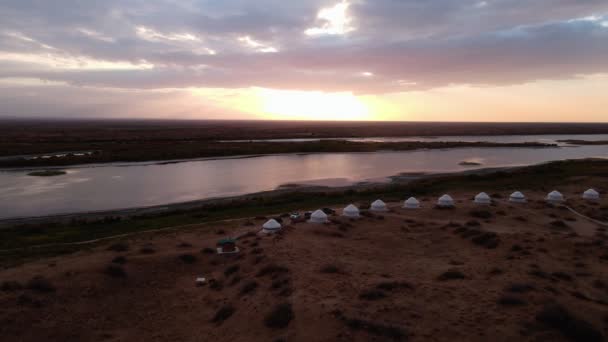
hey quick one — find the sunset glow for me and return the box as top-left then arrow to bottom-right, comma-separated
0,1 -> 607,122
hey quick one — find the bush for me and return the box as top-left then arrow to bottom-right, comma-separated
1,280 -> 23,291
140,246 -> 156,254
375,281 -> 413,291
505,283 -> 535,293
359,290 -> 386,300
212,305 -> 235,324
104,264 -> 126,278
240,281 -> 258,295
437,270 -> 465,281
320,265 -> 340,274
26,276 -> 55,293
112,256 -> 127,264
264,303 -> 294,329
536,303 -> 603,342
469,210 -> 492,219
224,265 -> 240,276
497,295 -> 526,306
179,254 -> 197,264
256,264 -> 289,278
201,247 -> 215,254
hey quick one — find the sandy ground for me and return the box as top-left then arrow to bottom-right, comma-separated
0,186 -> 607,341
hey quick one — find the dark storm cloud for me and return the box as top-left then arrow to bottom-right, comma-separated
0,0 -> 607,93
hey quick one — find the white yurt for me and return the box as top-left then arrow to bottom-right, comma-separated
342,204 -> 360,218
262,219 -> 282,233
437,194 -> 454,207
403,197 -> 420,209
546,190 -> 564,203
309,209 -> 328,223
509,191 -> 526,203
370,199 -> 388,211
582,188 -> 600,201
474,192 -> 491,205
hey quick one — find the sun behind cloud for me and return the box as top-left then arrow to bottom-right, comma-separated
256,88 -> 371,121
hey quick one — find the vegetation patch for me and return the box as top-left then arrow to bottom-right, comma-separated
535,303 -> 603,342
334,311 -> 407,341
212,305 -> 235,324
27,170 -> 66,177
359,289 -> 387,301
178,254 -> 197,264
26,276 -> 55,292
437,269 -> 466,281
256,264 -> 289,278
264,303 -> 294,329
240,281 -> 258,295
104,264 -> 126,278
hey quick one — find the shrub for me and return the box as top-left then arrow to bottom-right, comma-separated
497,295 -> 526,306
224,265 -> 240,276
201,247 -> 215,254
1,280 -> 23,292
320,265 -> 340,274
179,254 -> 197,264
470,210 -> 492,219
359,290 -> 386,300
375,281 -> 413,291
140,246 -> 156,254
505,283 -> 535,293
111,256 -> 127,264
437,270 -> 465,281
240,281 -> 258,295
212,305 -> 235,324
256,264 -> 289,278
104,264 -> 126,278
536,303 -> 603,342
26,276 -> 55,292
264,303 -> 294,329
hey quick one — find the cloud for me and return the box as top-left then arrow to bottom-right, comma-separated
0,0 -> 607,117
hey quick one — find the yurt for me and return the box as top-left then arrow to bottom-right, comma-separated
546,190 -> 564,203
437,194 -> 454,208
370,199 -> 388,211
582,188 -> 600,201
474,192 -> 491,205
509,191 -> 526,203
262,219 -> 282,233
309,209 -> 328,223
403,197 -> 420,209
342,204 -> 360,218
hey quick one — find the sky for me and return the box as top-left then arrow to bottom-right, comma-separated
0,0 -> 607,122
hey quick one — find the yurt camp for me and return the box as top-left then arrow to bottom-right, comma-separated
582,188 -> 600,201
342,204 -> 360,218
309,209 -> 328,223
262,218 -> 282,233
546,190 -> 564,203
437,194 -> 455,208
370,199 -> 388,211
403,197 -> 420,209
474,192 -> 491,205
509,191 -> 527,203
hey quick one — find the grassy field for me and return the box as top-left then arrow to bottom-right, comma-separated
1,158 -> 607,266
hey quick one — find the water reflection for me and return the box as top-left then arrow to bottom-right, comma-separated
0,144 -> 607,219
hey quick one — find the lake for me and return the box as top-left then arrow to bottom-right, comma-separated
0,135 -> 607,219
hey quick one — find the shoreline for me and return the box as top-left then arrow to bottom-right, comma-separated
0,162 -> 547,225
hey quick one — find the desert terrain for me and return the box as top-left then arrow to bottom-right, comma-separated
0,160 -> 607,342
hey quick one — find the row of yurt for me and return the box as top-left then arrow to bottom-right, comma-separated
263,188 -> 601,228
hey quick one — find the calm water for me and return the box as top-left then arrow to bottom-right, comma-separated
0,141 -> 607,219
223,134 -> 608,145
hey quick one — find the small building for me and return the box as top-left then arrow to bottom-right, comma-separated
437,194 -> 455,208
309,209 -> 328,223
370,199 -> 388,212
582,188 -> 600,201
262,219 -> 282,233
217,238 -> 238,254
546,190 -> 564,204
403,197 -> 420,209
342,204 -> 360,218
474,192 -> 491,205
509,191 -> 526,203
